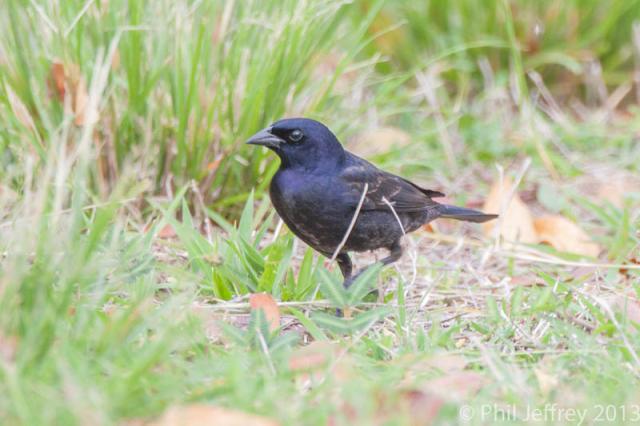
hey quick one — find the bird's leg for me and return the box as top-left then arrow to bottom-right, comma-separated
380,240 -> 403,267
344,240 -> 403,290
336,243 -> 402,316
335,253 -> 353,317
336,253 -> 353,280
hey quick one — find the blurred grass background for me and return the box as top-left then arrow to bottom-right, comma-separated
0,0 -> 639,424
2,0 -> 639,206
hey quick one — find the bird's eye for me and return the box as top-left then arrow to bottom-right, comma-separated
289,129 -> 304,142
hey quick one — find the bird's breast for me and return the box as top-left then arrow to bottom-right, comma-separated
269,170 -> 351,252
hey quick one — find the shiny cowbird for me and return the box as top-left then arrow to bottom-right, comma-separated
247,118 -> 497,288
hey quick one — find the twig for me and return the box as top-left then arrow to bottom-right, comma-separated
381,196 -> 405,235
271,218 -> 284,244
330,183 -> 368,262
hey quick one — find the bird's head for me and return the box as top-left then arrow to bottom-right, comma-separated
246,118 -> 345,170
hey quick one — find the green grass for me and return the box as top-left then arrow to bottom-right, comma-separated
1,0 -> 640,425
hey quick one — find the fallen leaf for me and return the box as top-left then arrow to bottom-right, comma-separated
249,293 -> 280,332
152,404 -> 279,426
533,215 -> 600,257
482,177 -> 538,244
350,126 -> 411,158
157,223 -> 177,239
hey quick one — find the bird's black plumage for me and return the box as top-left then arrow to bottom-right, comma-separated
247,118 -> 497,287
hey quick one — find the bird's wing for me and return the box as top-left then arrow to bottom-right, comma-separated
340,155 -> 444,213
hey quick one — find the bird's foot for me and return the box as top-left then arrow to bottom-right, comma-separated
335,307 -> 354,318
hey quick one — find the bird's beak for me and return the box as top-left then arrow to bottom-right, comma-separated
246,127 -> 283,149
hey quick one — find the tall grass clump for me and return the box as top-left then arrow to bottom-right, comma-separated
0,53 -> 186,423
0,0 -> 382,209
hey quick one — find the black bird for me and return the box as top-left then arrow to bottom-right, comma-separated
246,118 -> 497,287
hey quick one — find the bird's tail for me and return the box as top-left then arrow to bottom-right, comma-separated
438,204 -> 498,223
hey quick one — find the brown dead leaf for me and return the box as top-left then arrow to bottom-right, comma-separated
152,404 -> 279,426
47,61 -> 91,126
482,177 -> 538,244
50,61 -> 66,100
249,293 -> 280,332
350,126 -> 411,158
534,215 -> 600,257
157,223 -> 177,239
